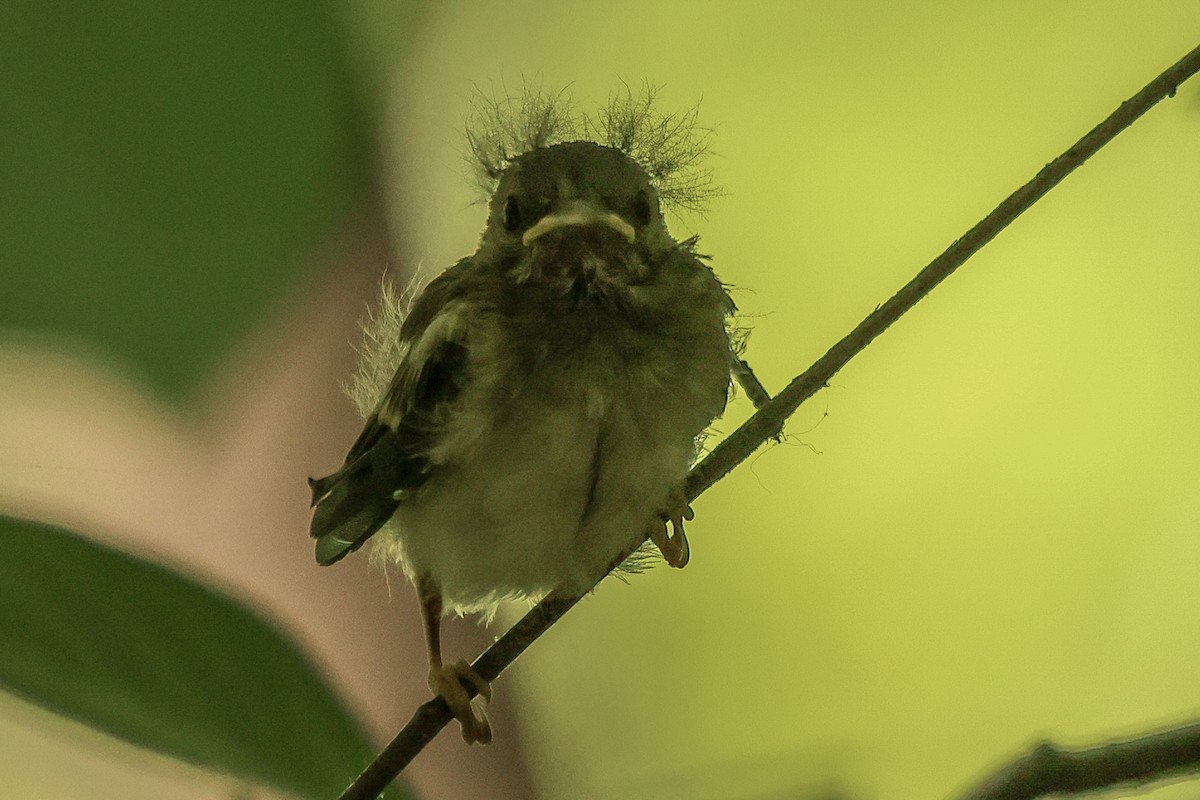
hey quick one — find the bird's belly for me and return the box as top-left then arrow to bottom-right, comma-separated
377,307 -> 731,614
379,388 -> 696,614
379,400 -> 600,613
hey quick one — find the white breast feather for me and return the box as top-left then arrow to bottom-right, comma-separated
357,272 -> 730,617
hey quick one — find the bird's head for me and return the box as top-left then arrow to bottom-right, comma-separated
477,141 -> 674,296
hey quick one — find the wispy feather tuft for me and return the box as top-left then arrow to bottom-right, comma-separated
466,80 -> 721,214
346,273 -> 420,419
465,83 -> 581,194
584,82 -> 720,213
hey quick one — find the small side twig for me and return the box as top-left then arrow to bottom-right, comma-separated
957,720 -> 1200,799
731,357 -> 776,412
337,41 -> 1200,800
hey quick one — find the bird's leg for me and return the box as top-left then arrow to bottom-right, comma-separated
416,574 -> 492,744
647,485 -> 693,568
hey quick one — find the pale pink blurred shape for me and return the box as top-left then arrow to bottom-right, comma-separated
0,212 -> 534,799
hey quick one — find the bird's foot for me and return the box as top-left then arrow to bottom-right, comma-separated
429,659 -> 492,744
648,487 -> 693,568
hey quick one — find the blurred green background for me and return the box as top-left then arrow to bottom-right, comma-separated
0,3 -> 371,401
2,2 -> 1199,799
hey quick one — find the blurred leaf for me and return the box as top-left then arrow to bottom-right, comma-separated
0,2 -> 391,402
0,516 -> 410,799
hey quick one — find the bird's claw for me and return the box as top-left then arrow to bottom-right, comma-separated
648,489 -> 693,568
430,659 -> 492,744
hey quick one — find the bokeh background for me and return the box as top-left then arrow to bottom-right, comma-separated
2,2 -> 1199,798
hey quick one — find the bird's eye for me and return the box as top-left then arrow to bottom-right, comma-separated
631,190 -> 652,226
503,195 -> 521,232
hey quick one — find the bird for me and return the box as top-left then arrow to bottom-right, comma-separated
308,135 -> 741,744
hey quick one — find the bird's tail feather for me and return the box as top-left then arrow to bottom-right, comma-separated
308,433 -> 411,565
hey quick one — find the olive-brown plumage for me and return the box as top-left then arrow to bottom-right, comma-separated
310,140 -> 736,743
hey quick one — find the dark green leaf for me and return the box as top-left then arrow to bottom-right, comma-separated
0,516 -> 411,799
0,3 -> 375,402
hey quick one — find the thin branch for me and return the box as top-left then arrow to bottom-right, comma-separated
956,720 -> 1200,799
687,40 -> 1200,499
336,41 -> 1200,800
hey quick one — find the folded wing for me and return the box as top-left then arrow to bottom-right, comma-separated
309,286 -> 471,565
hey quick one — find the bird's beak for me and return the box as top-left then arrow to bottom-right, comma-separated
521,200 -> 636,247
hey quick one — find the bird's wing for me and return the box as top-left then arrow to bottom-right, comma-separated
308,263 -> 474,566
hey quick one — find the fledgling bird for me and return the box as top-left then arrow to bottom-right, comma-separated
309,100 -> 740,744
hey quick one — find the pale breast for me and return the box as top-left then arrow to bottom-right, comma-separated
379,281 -> 732,612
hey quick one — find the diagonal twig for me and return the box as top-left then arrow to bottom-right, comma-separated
956,719 -> 1200,799
337,41 -> 1200,800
